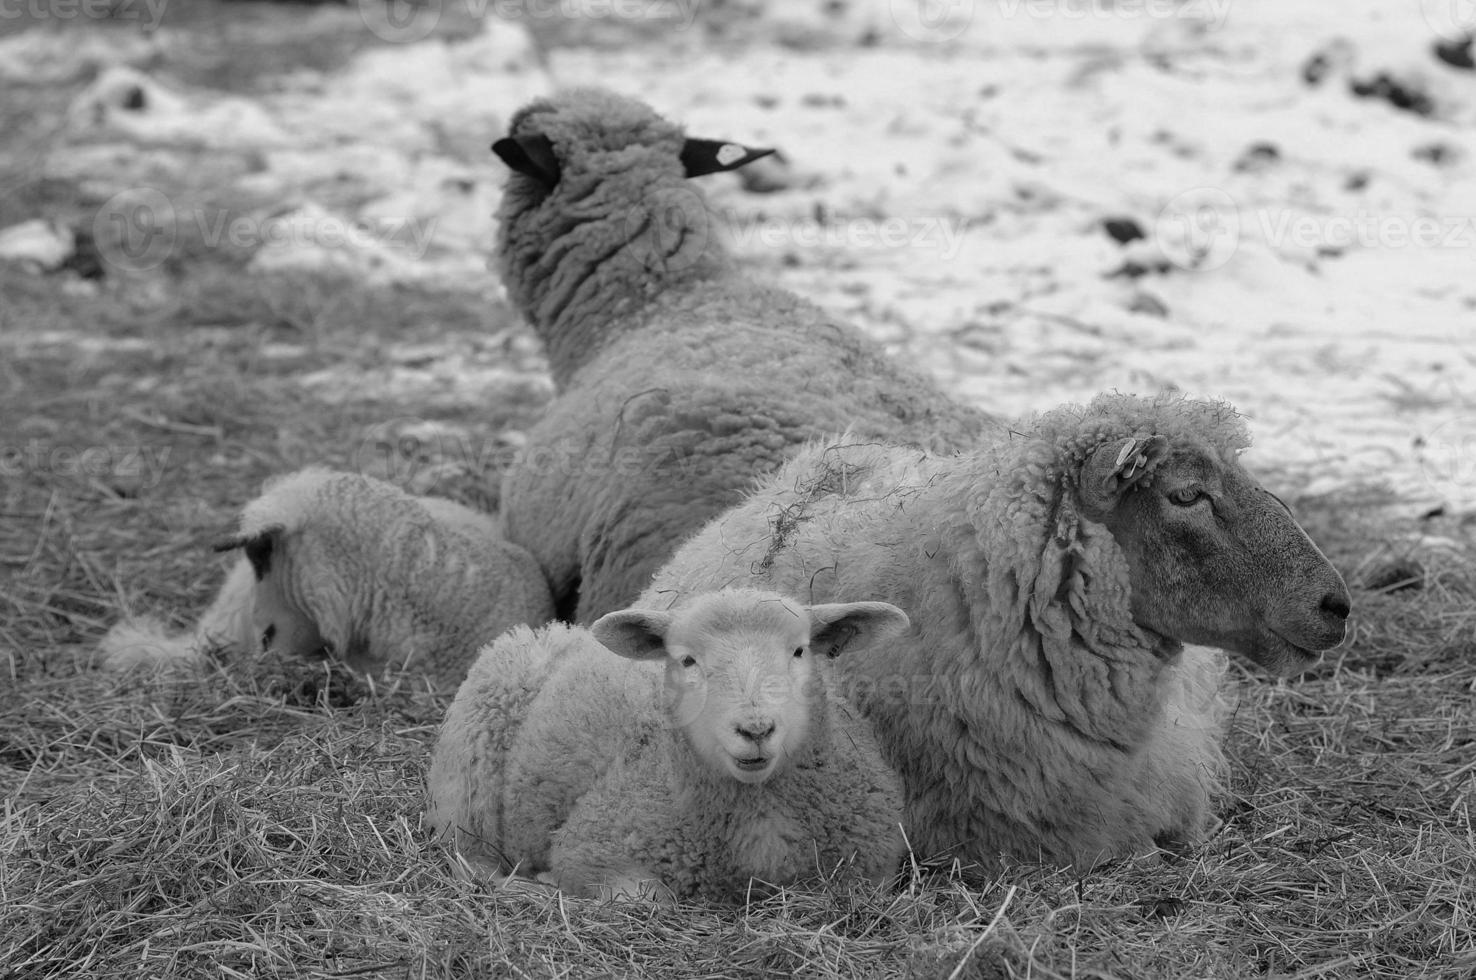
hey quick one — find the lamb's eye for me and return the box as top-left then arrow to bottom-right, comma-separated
680,655 -> 697,669
1169,487 -> 1206,507
793,647 -> 805,659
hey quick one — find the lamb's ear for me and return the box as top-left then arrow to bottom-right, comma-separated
680,138 -> 775,178
492,134 -> 561,186
1078,434 -> 1170,518
590,610 -> 674,662
212,525 -> 283,581
806,602 -> 910,659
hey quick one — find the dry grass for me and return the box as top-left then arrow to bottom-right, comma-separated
4,10 -> 1475,979
4,253 -> 1472,978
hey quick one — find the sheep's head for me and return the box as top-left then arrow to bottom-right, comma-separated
591,591 -> 909,785
212,469 -> 381,667
1073,428 -> 1350,676
213,525 -> 330,662
493,88 -> 774,191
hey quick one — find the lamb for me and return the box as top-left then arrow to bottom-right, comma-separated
490,87 -> 996,621
642,391 -> 1353,870
100,468 -> 555,687
426,589 -> 911,903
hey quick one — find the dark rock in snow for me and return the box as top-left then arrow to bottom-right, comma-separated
1101,217 -> 1145,244
1433,34 -> 1475,71
1350,73 -> 1436,118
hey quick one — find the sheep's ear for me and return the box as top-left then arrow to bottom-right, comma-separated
590,610 -> 674,662
1078,434 -> 1170,519
806,602 -> 910,659
680,138 -> 775,178
492,134 -> 561,186
212,525 -> 283,581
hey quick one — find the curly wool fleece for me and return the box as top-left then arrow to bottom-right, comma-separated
493,88 -> 996,620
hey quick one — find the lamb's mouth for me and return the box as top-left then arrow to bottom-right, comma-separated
1253,630 -> 1323,676
733,756 -> 771,773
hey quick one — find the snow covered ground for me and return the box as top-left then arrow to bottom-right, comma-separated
5,0 -> 1473,511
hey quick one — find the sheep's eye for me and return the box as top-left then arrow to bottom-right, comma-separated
1168,487 -> 1206,507
680,655 -> 697,669
793,647 -> 805,659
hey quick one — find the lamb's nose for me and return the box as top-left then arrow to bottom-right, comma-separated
736,721 -> 775,744
1320,591 -> 1351,624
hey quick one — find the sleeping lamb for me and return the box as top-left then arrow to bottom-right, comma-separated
101,468 -> 554,687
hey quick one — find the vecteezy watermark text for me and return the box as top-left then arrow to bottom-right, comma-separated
724,212 -> 971,261
93,188 -> 437,273
0,441 -> 173,487
1156,186 -> 1476,271
889,0 -> 1233,42
358,0 -> 698,43
0,0 -> 167,29
1258,210 -> 1476,251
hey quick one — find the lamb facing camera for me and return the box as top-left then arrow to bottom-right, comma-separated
427,589 -> 910,903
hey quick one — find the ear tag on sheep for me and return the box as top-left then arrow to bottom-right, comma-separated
680,139 -> 776,178
1081,435 -> 1165,517
492,134 -> 561,186
1115,438 -> 1153,482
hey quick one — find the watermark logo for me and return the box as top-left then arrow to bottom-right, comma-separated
1416,418 -> 1476,504
358,0 -> 442,44
1420,0 -> 1476,42
94,187 -> 177,272
1155,186 -> 1240,271
352,417 -> 462,490
890,0 -> 973,41
623,185 -> 713,274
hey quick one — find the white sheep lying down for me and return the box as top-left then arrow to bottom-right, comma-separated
491,87 -> 995,620
644,392 -> 1353,870
426,589 -> 911,903
100,468 -> 555,687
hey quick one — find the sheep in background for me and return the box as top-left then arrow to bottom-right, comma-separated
491,87 -> 996,621
643,392 -> 1353,870
426,589 -> 910,903
100,468 -> 555,688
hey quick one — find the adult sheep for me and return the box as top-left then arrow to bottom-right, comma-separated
491,87 -> 995,621
426,589 -> 910,903
643,392 -> 1353,870
101,468 -> 554,687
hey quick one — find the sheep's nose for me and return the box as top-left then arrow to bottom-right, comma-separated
1320,591 -> 1351,624
735,721 -> 775,744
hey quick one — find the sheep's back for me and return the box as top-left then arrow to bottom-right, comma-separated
502,305 -> 988,620
499,637 -> 664,872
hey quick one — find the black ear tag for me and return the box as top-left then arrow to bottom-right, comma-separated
492,133 -> 561,185
680,138 -> 776,177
